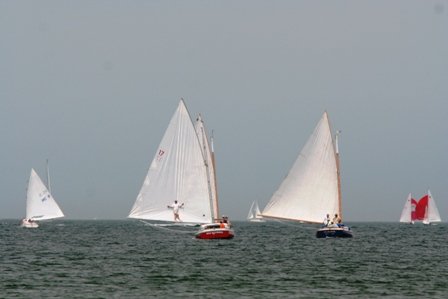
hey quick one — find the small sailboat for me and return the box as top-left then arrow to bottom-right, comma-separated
400,190 -> 441,224
399,193 -> 417,224
128,100 -> 233,239
21,162 -> 64,228
422,191 -> 441,224
247,201 -> 265,222
260,112 -> 352,238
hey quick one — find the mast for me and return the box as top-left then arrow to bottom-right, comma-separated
210,130 -> 220,219
46,159 -> 51,194
335,130 -> 342,220
198,115 -> 215,222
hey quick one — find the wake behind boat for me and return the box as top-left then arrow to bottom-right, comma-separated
260,112 -> 352,238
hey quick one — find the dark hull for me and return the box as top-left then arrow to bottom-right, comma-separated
316,226 -> 353,238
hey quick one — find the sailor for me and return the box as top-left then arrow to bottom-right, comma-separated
333,214 -> 341,226
167,200 -> 184,222
323,214 -> 331,227
222,215 -> 231,227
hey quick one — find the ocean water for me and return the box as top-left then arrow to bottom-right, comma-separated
1,220 -> 447,298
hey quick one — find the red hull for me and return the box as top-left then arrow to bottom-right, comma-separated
195,228 -> 234,239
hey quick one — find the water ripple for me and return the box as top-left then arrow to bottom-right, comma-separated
1,220 -> 447,298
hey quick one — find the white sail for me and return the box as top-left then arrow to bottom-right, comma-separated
26,168 -> 64,221
261,112 -> 339,223
247,201 -> 256,220
426,190 -> 441,223
399,193 -> 413,223
195,114 -> 219,221
128,100 -> 213,224
247,201 -> 264,221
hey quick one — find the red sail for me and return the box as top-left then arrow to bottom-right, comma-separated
414,195 -> 429,220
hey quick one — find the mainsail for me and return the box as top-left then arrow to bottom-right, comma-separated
26,168 -> 64,221
399,193 -> 416,223
425,190 -> 441,223
261,112 -> 340,224
195,114 -> 219,221
128,100 -> 214,224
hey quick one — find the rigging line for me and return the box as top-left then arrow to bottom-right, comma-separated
139,220 -> 195,234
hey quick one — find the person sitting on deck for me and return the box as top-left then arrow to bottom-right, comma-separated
332,214 -> 340,225
222,215 -> 231,227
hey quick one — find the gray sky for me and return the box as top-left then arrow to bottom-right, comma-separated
1,1 -> 447,221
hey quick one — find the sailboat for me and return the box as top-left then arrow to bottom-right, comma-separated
400,190 -> 441,224
128,100 -> 233,239
260,112 -> 352,238
399,193 -> 417,224
194,114 -> 233,239
128,100 -> 214,224
247,201 -> 265,222
21,162 -> 64,228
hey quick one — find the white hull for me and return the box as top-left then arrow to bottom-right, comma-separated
249,218 -> 265,223
20,219 -> 39,228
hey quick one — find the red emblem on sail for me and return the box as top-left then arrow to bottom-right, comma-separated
156,149 -> 165,161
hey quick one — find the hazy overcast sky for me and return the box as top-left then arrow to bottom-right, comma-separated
1,1 -> 447,221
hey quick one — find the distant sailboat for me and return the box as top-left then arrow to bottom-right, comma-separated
261,112 -> 352,238
423,190 -> 442,224
399,193 -> 417,224
128,100 -> 214,224
400,190 -> 441,224
21,163 -> 64,228
247,201 -> 265,222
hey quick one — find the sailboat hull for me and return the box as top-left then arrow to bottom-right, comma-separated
20,219 -> 39,228
249,219 -> 265,223
195,224 -> 234,239
195,228 -> 234,239
316,226 -> 352,238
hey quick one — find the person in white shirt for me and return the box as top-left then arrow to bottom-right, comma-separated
332,214 -> 341,227
323,214 -> 331,227
167,200 -> 184,222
